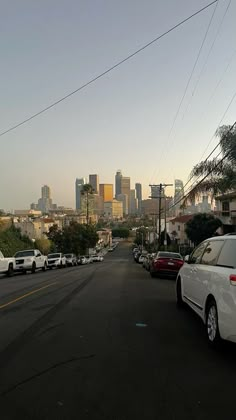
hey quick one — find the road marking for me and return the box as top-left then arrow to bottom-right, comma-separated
136,323 -> 147,328
0,281 -> 58,309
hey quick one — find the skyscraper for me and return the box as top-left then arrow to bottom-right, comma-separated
89,174 -> 99,194
135,183 -> 142,214
121,176 -> 131,212
75,178 -> 86,210
174,179 -> 184,204
115,170 -> 122,198
117,193 -> 128,215
37,185 -> 53,213
99,184 -> 113,202
130,189 -> 138,215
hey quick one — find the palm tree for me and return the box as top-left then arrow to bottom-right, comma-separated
184,124 -> 236,204
81,184 -> 94,225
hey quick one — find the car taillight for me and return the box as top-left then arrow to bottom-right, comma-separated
230,274 -> 236,285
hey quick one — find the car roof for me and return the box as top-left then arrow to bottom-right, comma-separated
204,235 -> 236,241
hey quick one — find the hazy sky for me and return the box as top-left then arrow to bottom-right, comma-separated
1,0 -> 236,210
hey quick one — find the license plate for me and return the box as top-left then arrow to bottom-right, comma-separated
168,262 -> 174,266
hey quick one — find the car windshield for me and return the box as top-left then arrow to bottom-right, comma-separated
48,253 -> 61,259
158,252 -> 182,260
14,250 -> 34,257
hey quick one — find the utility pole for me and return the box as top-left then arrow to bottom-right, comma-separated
149,183 -> 173,249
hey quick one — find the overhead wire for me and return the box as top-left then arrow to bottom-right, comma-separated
181,0 -> 232,120
0,0 -> 218,138
149,0 -> 219,185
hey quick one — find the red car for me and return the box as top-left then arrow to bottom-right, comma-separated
150,251 -> 184,278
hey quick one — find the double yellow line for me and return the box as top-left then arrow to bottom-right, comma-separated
0,281 -> 58,310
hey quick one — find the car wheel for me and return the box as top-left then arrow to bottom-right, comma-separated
7,263 -> 14,277
42,262 -> 47,272
176,277 -> 184,307
206,299 -> 221,347
31,262 -> 36,274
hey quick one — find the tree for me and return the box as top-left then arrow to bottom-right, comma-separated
184,125 -> 236,204
81,184 -> 94,225
112,228 -> 129,238
185,213 -> 222,246
35,237 -> 52,255
47,222 -> 98,255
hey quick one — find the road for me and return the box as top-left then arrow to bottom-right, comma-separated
0,242 -> 236,420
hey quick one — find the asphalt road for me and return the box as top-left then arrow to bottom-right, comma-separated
0,242 -> 236,420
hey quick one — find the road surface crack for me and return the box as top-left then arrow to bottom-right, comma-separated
0,354 -> 95,397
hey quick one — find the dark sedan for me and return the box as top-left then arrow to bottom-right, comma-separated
150,252 -> 183,278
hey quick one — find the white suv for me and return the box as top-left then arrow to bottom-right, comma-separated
14,249 -> 47,274
176,235 -> 236,346
47,253 -> 66,269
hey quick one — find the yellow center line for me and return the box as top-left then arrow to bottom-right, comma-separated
0,281 -> 58,309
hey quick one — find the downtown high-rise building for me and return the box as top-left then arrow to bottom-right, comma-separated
89,174 -> 99,194
99,184 -> 113,202
117,193 -> 128,215
135,183 -> 142,214
121,176 -> 131,213
37,185 -> 53,213
174,179 -> 184,204
130,189 -> 138,215
75,178 -> 86,210
115,170 -> 122,198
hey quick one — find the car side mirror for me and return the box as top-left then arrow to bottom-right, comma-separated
184,255 -> 189,263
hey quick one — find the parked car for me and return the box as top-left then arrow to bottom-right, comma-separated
138,254 -> 146,264
0,250 -> 15,277
176,235 -> 236,346
108,247 -> 114,252
47,253 -> 66,269
14,249 -> 47,274
134,251 -> 141,263
64,253 -> 77,266
142,254 -> 152,271
85,255 -> 93,264
78,256 -> 88,265
150,252 -> 183,278
91,255 -> 100,262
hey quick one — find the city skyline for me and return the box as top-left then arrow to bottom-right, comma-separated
1,1 -> 235,211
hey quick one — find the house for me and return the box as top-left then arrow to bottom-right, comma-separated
168,215 -> 194,245
215,191 -> 236,233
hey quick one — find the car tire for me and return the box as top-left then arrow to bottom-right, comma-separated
42,262 -> 47,272
31,262 -> 36,274
7,263 -> 14,277
206,299 -> 221,347
176,277 -> 184,308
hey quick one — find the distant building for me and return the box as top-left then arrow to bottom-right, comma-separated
75,178 -> 86,210
93,194 -> 104,216
135,183 -> 142,214
168,214 -> 193,245
37,185 -> 53,213
89,174 -> 99,194
99,184 -> 113,202
174,179 -> 184,205
141,199 -> 158,216
121,176 -> 130,213
130,189 -> 138,215
14,209 -> 42,217
117,193 -> 128,215
115,170 -> 122,198
104,200 -> 123,219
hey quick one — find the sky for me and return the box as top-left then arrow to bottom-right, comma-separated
1,0 -> 236,211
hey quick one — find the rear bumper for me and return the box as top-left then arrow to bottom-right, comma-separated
153,269 -> 179,277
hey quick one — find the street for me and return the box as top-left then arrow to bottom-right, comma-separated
0,242 -> 236,420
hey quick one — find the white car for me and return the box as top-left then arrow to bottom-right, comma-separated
14,249 -> 47,273
47,253 -> 67,269
176,235 -> 236,346
0,250 -> 15,277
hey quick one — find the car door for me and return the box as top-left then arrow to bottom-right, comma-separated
193,240 -> 224,310
183,241 -> 208,305
35,250 -> 43,268
0,251 -> 7,272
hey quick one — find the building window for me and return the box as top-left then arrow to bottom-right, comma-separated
178,225 -> 180,231
222,201 -> 230,217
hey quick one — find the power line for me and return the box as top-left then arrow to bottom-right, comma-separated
172,121 -> 236,207
0,0 -> 218,139
149,0 -> 218,185
181,0 -> 232,120
167,123 -> 236,212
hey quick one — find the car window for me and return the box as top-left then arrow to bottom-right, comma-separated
201,240 -> 224,266
217,239 -> 236,268
189,242 -> 207,264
